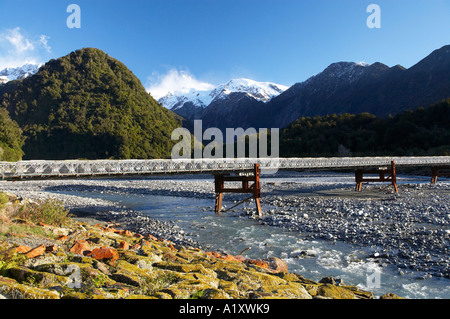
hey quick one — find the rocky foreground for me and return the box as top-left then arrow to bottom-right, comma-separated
0,193 -> 398,299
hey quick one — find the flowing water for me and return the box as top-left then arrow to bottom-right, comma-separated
58,174 -> 450,299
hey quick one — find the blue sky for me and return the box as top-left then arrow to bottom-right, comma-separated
0,0 -> 449,98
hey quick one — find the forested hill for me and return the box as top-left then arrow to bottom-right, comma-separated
280,99 -> 450,157
0,48 -> 183,160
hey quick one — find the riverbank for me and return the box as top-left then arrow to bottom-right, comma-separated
1,172 -> 449,298
0,191 -> 394,299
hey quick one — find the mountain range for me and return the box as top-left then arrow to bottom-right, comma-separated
0,45 -> 448,160
159,78 -> 288,131
161,45 -> 450,133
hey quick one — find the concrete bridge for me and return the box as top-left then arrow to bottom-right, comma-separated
1,156 -> 449,217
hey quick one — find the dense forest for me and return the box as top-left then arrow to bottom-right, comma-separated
279,99 -> 450,157
0,48 -> 183,160
0,107 -> 25,161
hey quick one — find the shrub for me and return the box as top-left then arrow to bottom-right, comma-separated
16,198 -> 70,227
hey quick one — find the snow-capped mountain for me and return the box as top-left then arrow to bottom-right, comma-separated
159,78 -> 289,111
0,63 -> 41,84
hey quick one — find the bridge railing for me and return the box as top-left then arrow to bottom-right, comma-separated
1,156 -> 450,180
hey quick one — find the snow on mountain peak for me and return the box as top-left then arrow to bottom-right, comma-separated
212,78 -> 289,102
0,63 -> 41,83
159,78 -> 289,110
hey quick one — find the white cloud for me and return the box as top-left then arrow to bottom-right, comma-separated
0,27 -> 51,68
4,27 -> 34,54
39,35 -> 51,53
146,68 -> 215,100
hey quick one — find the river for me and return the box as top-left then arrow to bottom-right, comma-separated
48,171 -> 450,299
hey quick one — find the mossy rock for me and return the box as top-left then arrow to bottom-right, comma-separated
120,251 -> 153,270
163,276 -> 219,299
140,245 -> 164,259
303,284 -> 320,296
160,287 -> 192,299
379,293 -> 403,299
340,285 -> 374,299
61,287 -> 118,299
198,288 -> 231,299
0,276 -> 59,299
110,260 -> 155,287
242,268 -> 287,287
125,294 -> 157,299
23,252 -> 66,268
218,279 -> 239,295
0,241 -> 13,253
317,283 -> 357,299
152,291 -> 173,299
257,282 -> 312,299
66,253 -> 96,265
153,262 -> 217,278
5,266 -> 71,287
61,291 -> 87,299
34,262 -> 116,289
176,247 -> 208,261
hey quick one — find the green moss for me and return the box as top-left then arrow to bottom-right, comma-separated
5,266 -> 70,287
110,260 -> 155,287
317,284 -> 357,299
0,276 -> 59,299
153,262 -> 216,278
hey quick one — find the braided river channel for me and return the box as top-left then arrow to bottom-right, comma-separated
3,171 -> 449,299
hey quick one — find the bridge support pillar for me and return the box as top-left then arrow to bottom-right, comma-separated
431,166 -> 450,184
214,164 -> 262,218
355,161 -> 398,193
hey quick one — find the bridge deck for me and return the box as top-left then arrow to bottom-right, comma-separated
1,156 -> 450,180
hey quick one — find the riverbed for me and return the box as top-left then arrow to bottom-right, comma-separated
1,171 -> 449,299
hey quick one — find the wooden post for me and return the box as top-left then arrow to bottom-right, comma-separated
391,161 -> 398,193
431,166 -> 450,184
214,164 -> 262,217
431,167 -> 439,184
214,174 -> 225,214
254,164 -> 262,218
355,170 -> 363,191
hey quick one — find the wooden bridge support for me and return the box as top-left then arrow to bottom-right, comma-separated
355,161 -> 398,193
431,166 -> 450,184
214,164 -> 262,218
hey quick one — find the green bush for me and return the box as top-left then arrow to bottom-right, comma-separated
0,191 -> 9,207
16,198 -> 70,227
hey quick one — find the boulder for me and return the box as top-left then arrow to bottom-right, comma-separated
69,240 -> 90,255
25,245 -> 46,258
87,247 -> 119,264
245,257 -> 288,273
